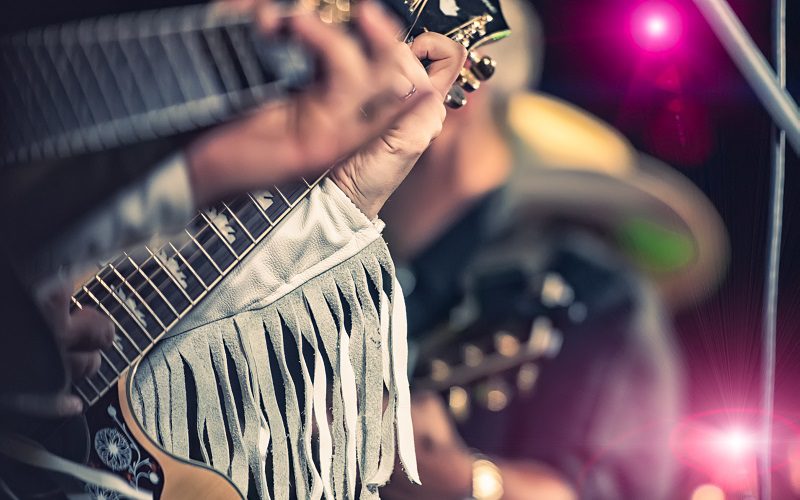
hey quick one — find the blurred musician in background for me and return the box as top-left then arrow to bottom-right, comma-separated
379,0 -> 729,498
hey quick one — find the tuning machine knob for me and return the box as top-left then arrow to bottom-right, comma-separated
468,52 -> 496,81
457,68 -> 481,93
445,85 -> 467,109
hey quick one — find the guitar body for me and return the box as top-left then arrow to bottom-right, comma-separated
81,366 -> 242,499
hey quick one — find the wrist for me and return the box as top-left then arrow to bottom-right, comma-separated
328,168 -> 384,220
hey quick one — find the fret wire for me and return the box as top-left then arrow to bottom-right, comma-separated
102,214 -> 205,301
94,274 -> 156,338
73,384 -> 91,403
7,39 -> 58,140
145,245 -> 195,304
301,177 -> 313,188
115,19 -> 163,112
19,33 -> 67,139
202,27 -> 239,94
63,28 -> 111,131
95,27 -> 138,120
41,30 -> 83,136
81,374 -> 101,394
81,286 -> 139,360
81,25 -> 126,128
97,354 -> 119,377
30,39 -> 73,137
178,25 -> 219,98
221,23 -> 261,89
72,384 -> 95,406
122,253 -> 181,318
72,294 -> 131,363
1,47 -> 39,144
101,253 -> 181,327
184,229 -> 224,274
222,201 -> 256,242
155,23 -> 192,104
168,241 -> 210,290
247,192 -> 274,224
274,186 -> 291,205
199,211 -> 240,258
91,356 -> 119,384
105,264 -> 168,331
89,368 -> 111,387
70,179 -> 325,408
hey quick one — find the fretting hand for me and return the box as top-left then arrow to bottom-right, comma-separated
186,1 -> 431,207
330,32 -> 467,218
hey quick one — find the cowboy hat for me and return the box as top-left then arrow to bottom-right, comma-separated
502,91 -> 729,309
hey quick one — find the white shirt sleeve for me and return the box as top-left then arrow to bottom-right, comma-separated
25,152 -> 196,284
166,177 -> 386,336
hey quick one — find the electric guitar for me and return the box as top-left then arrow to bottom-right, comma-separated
0,0 -> 510,498
410,240 -> 633,422
0,0 -> 507,168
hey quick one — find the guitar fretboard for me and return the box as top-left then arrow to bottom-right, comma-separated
0,4 -> 312,167
70,177 -> 321,406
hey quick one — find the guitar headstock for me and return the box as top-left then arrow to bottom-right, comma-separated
380,0 -> 510,106
412,271 -> 580,421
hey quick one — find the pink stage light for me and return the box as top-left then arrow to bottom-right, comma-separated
631,2 -> 683,51
715,428 -> 755,457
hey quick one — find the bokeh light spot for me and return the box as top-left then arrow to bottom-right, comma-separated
631,2 -> 683,51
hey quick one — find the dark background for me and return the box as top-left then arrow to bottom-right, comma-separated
2,0 -> 798,496
535,0 -> 799,495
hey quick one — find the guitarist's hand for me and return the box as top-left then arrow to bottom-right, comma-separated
329,33 -> 467,218
5,288 -> 114,417
186,1 -> 432,207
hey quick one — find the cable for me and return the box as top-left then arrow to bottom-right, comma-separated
757,0 -> 786,498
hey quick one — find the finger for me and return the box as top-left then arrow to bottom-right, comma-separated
289,13 -> 368,89
0,392 -> 83,418
359,86 -> 433,130
409,33 -> 468,97
67,351 -> 102,380
355,1 -> 405,56
63,308 -> 114,351
254,2 -> 287,35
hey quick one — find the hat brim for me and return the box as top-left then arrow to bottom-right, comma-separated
505,94 -> 729,310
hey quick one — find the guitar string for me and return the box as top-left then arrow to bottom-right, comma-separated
73,180 -> 318,403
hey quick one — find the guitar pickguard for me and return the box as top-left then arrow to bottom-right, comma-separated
80,368 -> 242,499
83,379 -> 163,499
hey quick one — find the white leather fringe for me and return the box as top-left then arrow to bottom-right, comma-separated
130,240 -> 419,499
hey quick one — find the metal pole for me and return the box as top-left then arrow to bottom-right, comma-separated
757,0 -> 786,497
692,0 -> 799,154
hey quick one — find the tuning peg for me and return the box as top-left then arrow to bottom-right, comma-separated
476,377 -> 511,412
527,317 -> 564,359
516,362 -> 540,394
457,68 -> 481,93
540,272 -> 575,308
445,85 -> 467,108
463,343 -> 484,367
430,358 -> 451,382
494,330 -> 520,357
468,52 -> 496,81
448,386 -> 471,422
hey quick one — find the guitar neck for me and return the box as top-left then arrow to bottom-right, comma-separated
0,4 -> 312,167
70,176 -> 323,406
